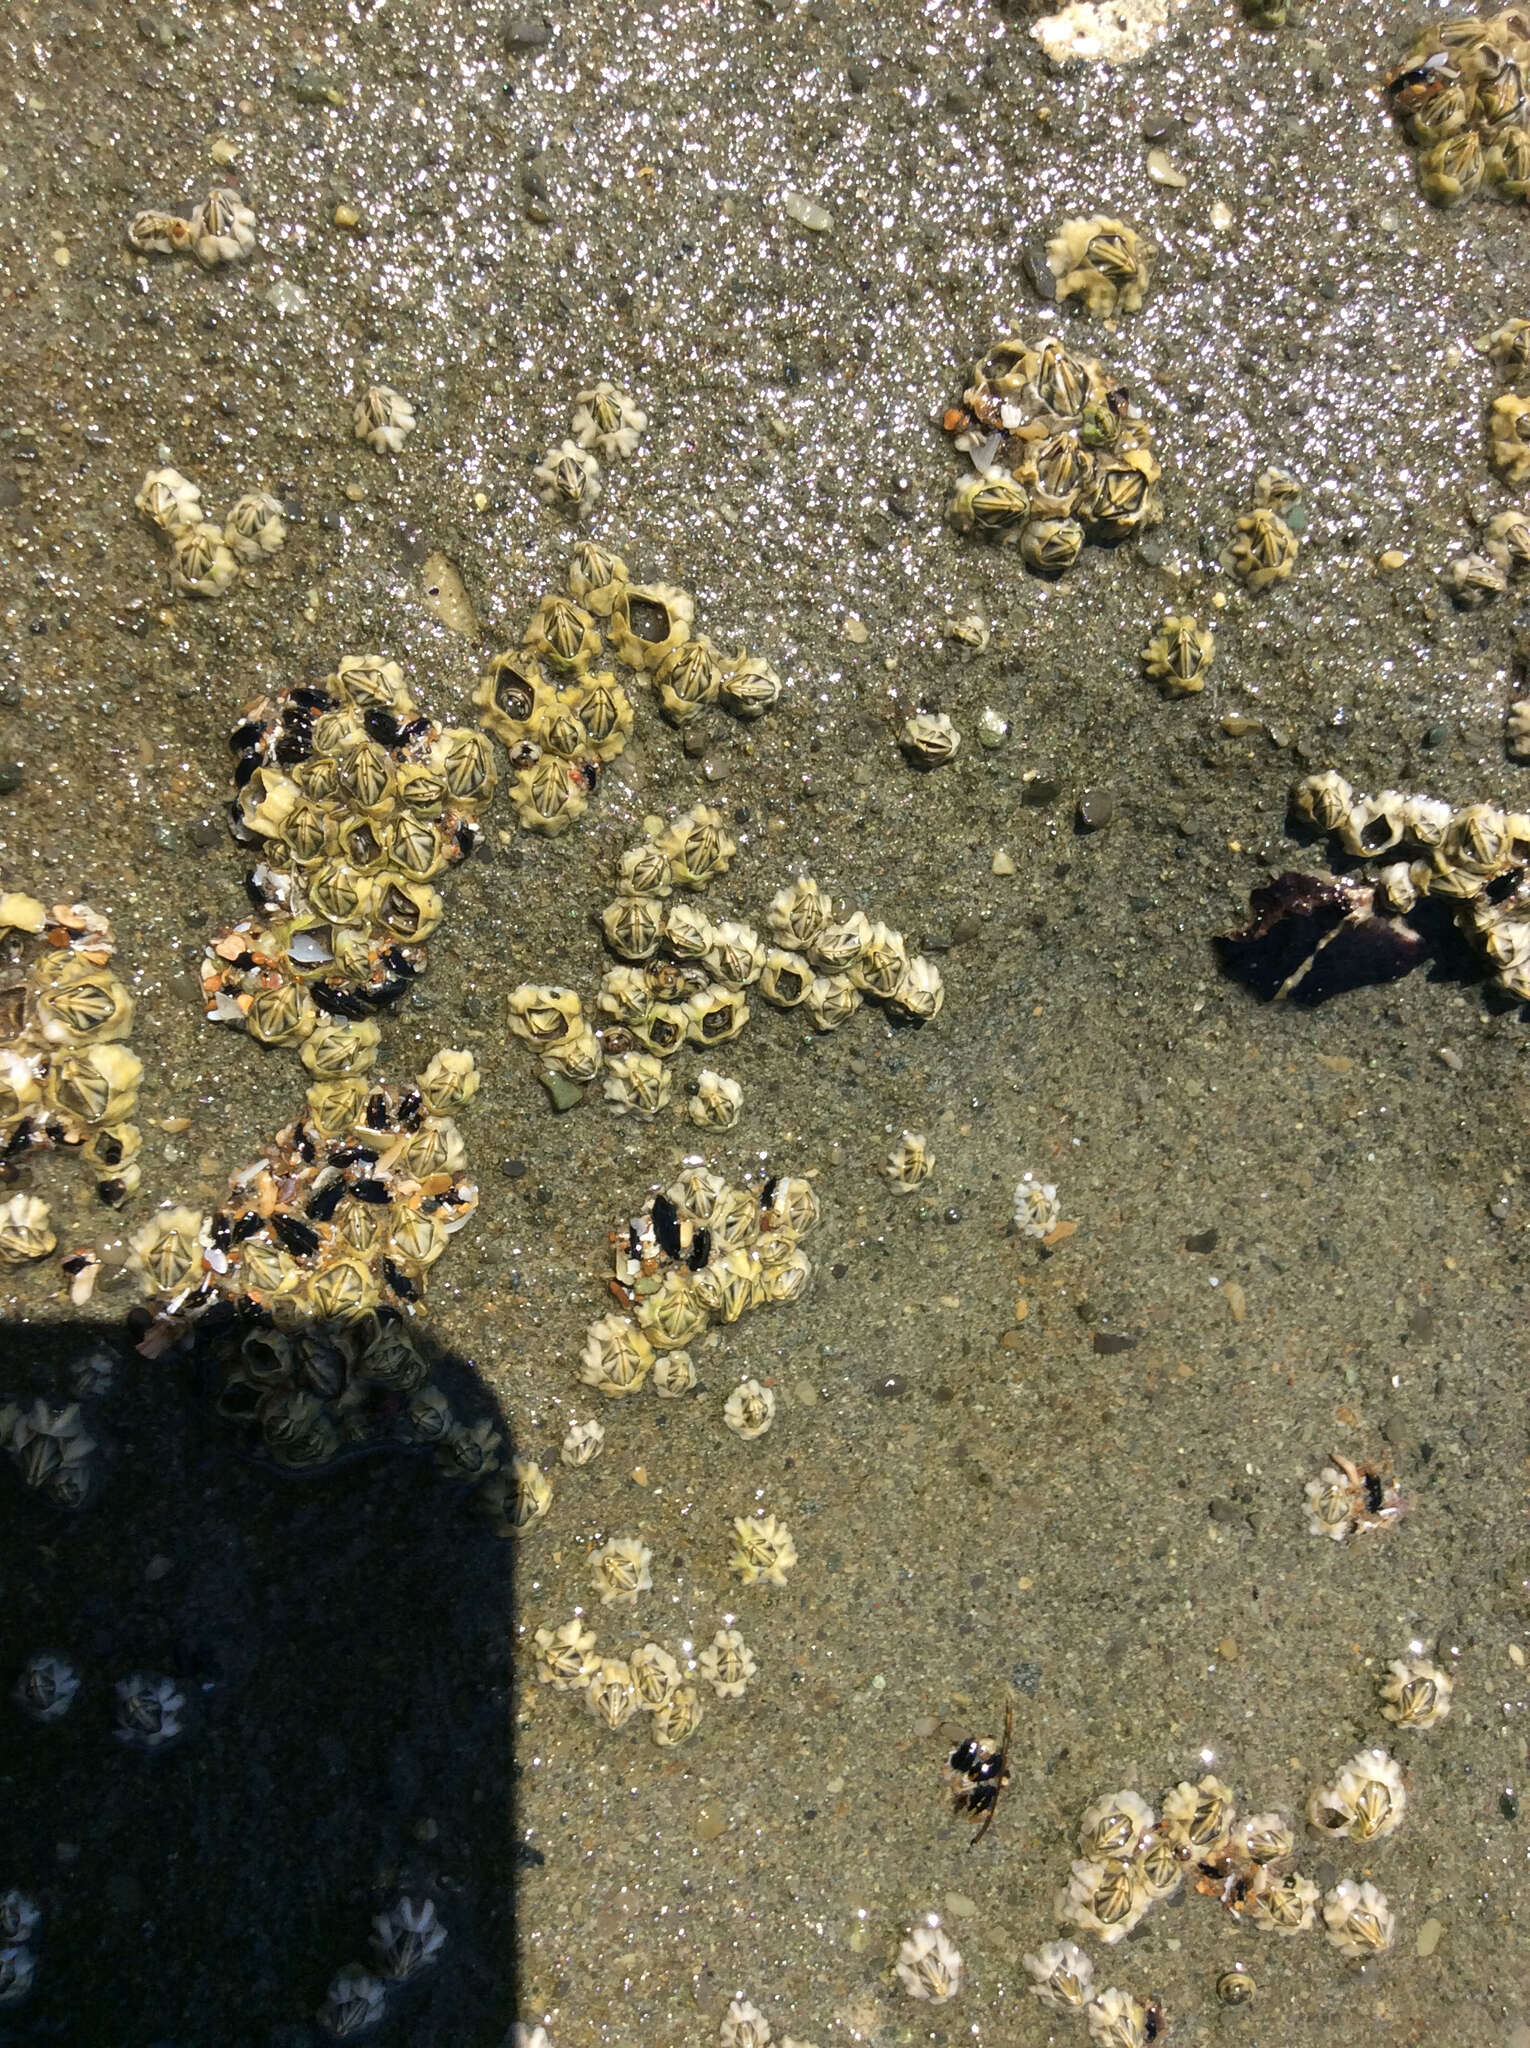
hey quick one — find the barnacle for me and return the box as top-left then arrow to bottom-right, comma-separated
504,1454 -> 551,1524
1308,1747 -> 1406,1842
572,379 -> 647,459
1445,551 -> 1508,608
1160,1774 -> 1236,1856
728,1511 -> 797,1587
1337,790 -> 1408,858
532,438 -> 602,517
810,911 -> 871,975
720,1999 -> 771,2048
189,185 -> 256,265
524,593 -> 602,676
172,520 -> 240,598
602,1049 -> 672,1116
767,877 -> 832,949
759,949 -> 813,1007
567,538 -> 629,612
135,465 -> 202,533
899,712 -> 960,767
1079,1789 -> 1155,1861
577,1315 -> 654,1397
585,1656 -> 640,1729
685,984 -> 750,1047
1322,1879 -> 1394,1959
1229,506 -> 1298,589
114,1671 -> 185,1748
894,1923 -> 963,2002
508,983 -> 584,1049
654,637 -> 720,725
1085,1988 -> 1153,2048
602,894 -> 667,961
1020,515 -> 1085,576
1491,392 -> 1530,485
668,1167 -> 728,1221
354,385 -> 416,454
700,1627 -> 758,1699
1024,1941 -> 1096,2011
1047,217 -> 1152,317
1251,1870 -> 1319,1934
805,973 -> 861,1030
651,1348 -> 698,1396
127,208 -> 194,256
635,1267 -> 711,1348
849,921 -> 910,1001
317,1967 -> 387,2038
762,1176 -> 819,1235
689,1067 -> 743,1128
1486,508 -> 1530,575
948,468 -> 1030,537
1489,122 -> 1530,192
1238,1812 -> 1295,1864
651,1681 -> 705,1745
7,1399 -> 97,1503
14,1650 -> 81,1722
1419,126 -> 1487,204
1142,614 -> 1214,697
533,1618 -> 598,1689
1379,1653 -> 1453,1728
590,1534 -> 653,1607
1057,1858 -> 1149,1944
660,804 -> 736,888
723,1378 -> 777,1440
224,491 -> 286,562
718,650 -> 783,718
128,1205 -> 207,1295
888,955 -> 944,1022
609,580 -> 694,670
887,1130 -> 933,1192
0,1193 -> 55,1265
567,671 -> 633,760
300,1018 -> 381,1079
372,1897 -> 446,1982
1292,769 -> 1355,833
513,755 -> 588,835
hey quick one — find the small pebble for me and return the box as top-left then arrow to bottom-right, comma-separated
1146,147 -> 1187,187
1021,244 -> 1057,301
0,762 -> 25,794
1076,786 -> 1117,832
503,10 -> 553,46
784,190 -> 833,232
991,849 -> 1015,875
1185,1227 -> 1219,1253
1093,1331 -> 1139,1356
1415,1917 -> 1444,1958
502,1157 -> 528,1180
1436,1045 -> 1464,1073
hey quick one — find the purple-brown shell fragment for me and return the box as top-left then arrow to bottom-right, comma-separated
1218,872 -> 1426,1004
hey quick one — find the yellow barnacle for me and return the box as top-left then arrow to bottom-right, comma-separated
565,671 -> 633,760
47,1043 -> 144,1125
34,965 -> 134,1046
608,581 -> 694,670
244,980 -> 318,1048
523,593 -> 601,675
513,755 -> 588,836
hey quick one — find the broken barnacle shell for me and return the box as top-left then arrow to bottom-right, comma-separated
1379,1653 -> 1453,1729
767,876 -> 832,949
127,208 -> 194,256
317,1966 -> 387,2039
895,1923 -> 963,2003
189,185 -> 256,265
354,385 -> 416,455
532,438 -> 602,518
652,1681 -> 705,1746
1419,127 -> 1486,205
1229,506 -> 1298,589
534,1618 -> 598,1689
1491,392 -> 1530,485
688,1067 -> 743,1129
700,1627 -> 758,1699
723,1378 -> 777,1440
1250,1870 -> 1319,1934
1160,1774 -> 1236,1857
717,650 -> 782,719
685,985 -> 750,1048
1337,789 -> 1408,858
572,380 -> 646,460
659,804 -> 736,888
1322,1879 -> 1394,1959
560,1418 -> 606,1467
1141,614 -> 1214,697
948,468 -> 1030,538
172,520 -> 240,598
371,1896 -> 446,1982
654,637 -> 721,726
888,955 -> 944,1022
758,948 -> 813,1007
651,1348 -> 697,1397
14,1650 -> 81,1722
1307,1747 -> 1406,1842
609,580 -> 695,671
508,982 -> 584,1050
1057,1858 -> 1149,1945
602,894 -> 667,962
1019,514 -> 1085,577
512,755 -> 589,835
0,1193 -> 56,1265
1444,551 -> 1508,609
1477,317 -> 1530,374
602,1049 -> 672,1116
729,1511 -> 797,1587
1078,1790 -> 1155,1861
578,1315 -> 654,1397
135,465 -> 202,533
805,973 -> 861,1030
899,712 -> 960,767
1047,216 -> 1152,317
114,1671 -> 186,1749
1024,1942 -> 1096,2012
590,1534 -> 653,1607
223,491 -> 287,563
629,1641 -> 681,1710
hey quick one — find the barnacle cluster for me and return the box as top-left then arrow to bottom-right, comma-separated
314,1895 -> 445,2036
0,893 -> 144,1234
942,330 -> 1161,577
1291,768 -> 1530,1004
201,658 -> 492,1049
1386,9 -> 1530,212
530,380 -> 646,518
135,461 -> 287,600
474,548 -> 781,835
1227,467 -> 1302,590
1046,217 -> 1153,318
530,1607 -> 755,1747
0,1891 -> 40,2009
0,1398 -> 99,1510
126,185 -> 256,266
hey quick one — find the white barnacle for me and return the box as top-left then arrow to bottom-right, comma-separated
888,955 -> 944,1022
223,490 -> 287,562
508,1455 -> 552,1528
14,1650 -> 81,1722
577,1314 -> 653,1397
767,877 -> 832,948
590,1533 -> 653,1607
629,1642 -> 682,1710
317,1964 -> 386,2038
1086,1986 -> 1152,2048
723,1379 -> 777,1441
370,1896 -> 446,1981
899,711 -> 961,767
699,1627 -> 758,1700
728,1512 -> 797,1588
127,208 -> 193,256
1237,1811 -> 1295,1865
171,521 -> 240,598
1159,1774 -> 1236,1857
0,1193 -> 56,1266
1057,1857 -> 1149,1945
559,1418 -> 606,1467
719,1997 -> 772,2047
135,465 -> 202,534
886,1130 -> 933,1192
585,1656 -> 639,1730
532,1618 -> 598,1690
651,1681 -> 705,1746
1078,1789 -> 1155,1861
601,1049 -> 672,1118
1024,1940 -> 1096,2011
1251,1869 -> 1319,1934
572,379 -> 647,460
1379,1654 -> 1453,1730
354,385 -> 416,455
1308,1747 -> 1406,1843
689,1068 -> 743,1129
1322,1878 -> 1394,1959
0,1895 -> 39,1947
532,437 -> 601,517
894,1921 -> 963,2003
113,1671 -> 185,1748
1014,1172 -> 1061,1239
0,1942 -> 35,2008
651,1348 -> 698,1397
189,185 -> 256,266
1303,1463 -> 1355,1540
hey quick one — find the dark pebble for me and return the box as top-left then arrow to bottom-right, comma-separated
502,1157 -> 528,1180
846,57 -> 872,90
1208,1496 -> 1245,1525
187,818 -> 223,850
1021,770 -> 1062,806
1076,787 -> 1117,832
1421,722 -> 1449,748
950,913 -> 981,945
0,763 -> 23,795
943,1207 -> 962,1225
1092,1331 -> 1139,1356
682,729 -> 707,758
1140,109 -> 1184,141
1185,1227 -> 1219,1253
873,1375 -> 907,1398
502,10 -> 553,46
1021,244 -> 1056,302
783,361 -> 802,386
1502,1788 -> 1520,1820
0,475 -> 21,510
1010,1658 -> 1042,1695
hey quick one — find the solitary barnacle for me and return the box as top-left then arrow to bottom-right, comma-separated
767,877 -> 832,948
532,438 -> 602,518
1058,1858 -> 1149,1945
14,1650 -> 81,1722
1048,216 -> 1152,317
602,1049 -> 672,1117
372,1897 -> 446,1982
652,1681 -> 705,1746
572,379 -> 647,459
354,385 -> 416,455
700,1627 -> 758,1699
1251,1870 -> 1319,1934
1379,1653 -> 1453,1729
689,1068 -> 743,1129
1304,1463 -> 1357,1539
1079,1789 -> 1155,1861
1308,1747 -> 1406,1842
1292,768 -> 1355,832
886,1130 -> 933,1192
1024,1941 -> 1095,2012
719,1998 -> 772,2048
1491,392 -> 1530,485
1161,1774 -> 1236,1856
590,1534 -> 653,1607
723,1378 -> 777,1441
507,982 -> 584,1049
660,804 -> 736,888
652,1348 -> 698,1397
895,1922 -> 963,2003
1238,1812 -> 1295,1864
1142,614 -> 1214,697
135,465 -> 202,533
533,1618 -> 598,1690
578,1315 -> 654,1397
560,1418 -> 606,1467
1419,127 -> 1486,206
189,185 -> 256,265
1445,552 -> 1507,609
948,468 -> 1030,537
729,1512 -> 797,1587
609,580 -> 694,669
0,1194 -> 55,1265
223,490 -> 286,563
114,1671 -> 186,1749
1229,506 -> 1298,589
317,1966 -> 387,2039
1020,515 -> 1085,577
1085,1988 -> 1154,2048
172,521 -> 240,598
1322,1879 -> 1394,1960
127,208 -> 193,256
899,711 -> 961,767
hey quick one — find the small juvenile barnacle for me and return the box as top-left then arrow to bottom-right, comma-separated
172,520 -> 240,598
1491,392 -> 1530,484
372,1896 -> 446,1982
1141,614 -> 1214,697
0,1193 -> 56,1266
1085,1988 -> 1153,2048
127,208 -> 194,256
729,1511 -> 797,1587
895,1922 -> 963,2003
1057,1858 -> 1149,1945
886,1130 -> 933,1192
699,1627 -> 758,1699
571,379 -> 647,459
609,580 -> 694,669
114,1671 -> 186,1749
560,1417 -> 606,1467
899,712 -> 961,767
533,1617 -> 598,1689
189,185 -> 257,265
578,1315 -> 654,1397
689,1068 -> 743,1129
1486,508 -> 1530,577
1445,551 -> 1508,608
1079,1789 -> 1155,1861
1047,216 -> 1152,317
354,385 -> 416,455
135,465 -> 202,533
1160,1774 -> 1236,1856
1024,1941 -> 1095,2012
591,1534 -> 653,1607
1229,506 -> 1298,589
1251,1869 -> 1319,1934
1237,1812 -> 1295,1864
651,1680 -> 705,1746
948,468 -> 1031,538
532,438 -> 602,518
508,982 -> 584,1049
767,876 -> 832,949
223,491 -> 287,562
888,955 -> 944,1022
652,1348 -> 698,1397
1419,126 -> 1487,205
317,1966 -> 387,2039
660,804 -> 736,888
602,1049 -> 672,1117
723,1378 -> 777,1440
805,973 -> 861,1031
1308,1747 -> 1406,1842
719,1998 -> 771,2048
1379,1652 -> 1453,1728
14,1649 -> 81,1722
1322,1878 -> 1394,1959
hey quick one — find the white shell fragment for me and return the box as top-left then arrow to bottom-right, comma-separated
895,1921 -> 963,2002
354,385 -> 416,455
